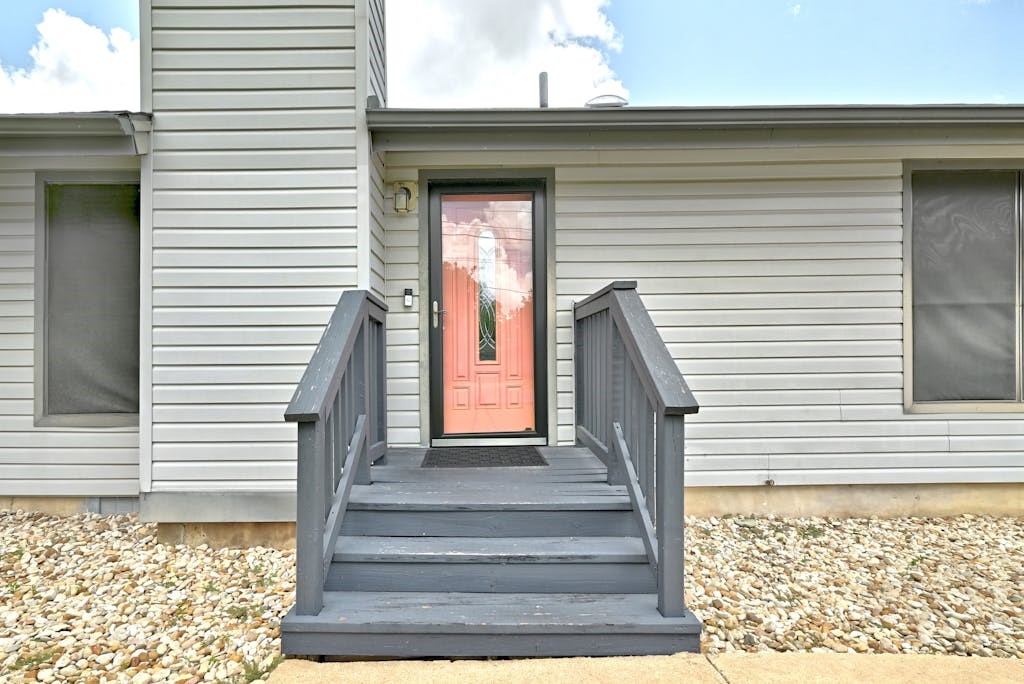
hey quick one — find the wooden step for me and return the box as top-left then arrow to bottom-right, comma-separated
334,535 -> 648,563
371,467 -> 607,484
347,482 -> 632,510
341,481 -> 639,537
340,508 -> 640,537
326,536 -> 655,593
281,591 -> 702,657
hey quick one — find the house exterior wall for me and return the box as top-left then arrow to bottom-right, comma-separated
0,155 -> 141,496
366,0 -> 386,106
146,0 -> 382,493
380,133 -> 1024,487
368,151 -> 387,297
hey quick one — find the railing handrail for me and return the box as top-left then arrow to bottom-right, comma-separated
573,281 -> 698,416
285,290 -> 387,423
573,280 -> 698,619
290,289 -> 387,616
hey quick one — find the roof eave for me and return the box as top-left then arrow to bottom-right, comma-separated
367,104 -> 1024,133
0,111 -> 152,155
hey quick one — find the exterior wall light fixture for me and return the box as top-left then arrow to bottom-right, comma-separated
393,182 -> 417,213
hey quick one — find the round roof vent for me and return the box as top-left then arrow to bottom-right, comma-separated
585,94 -> 628,109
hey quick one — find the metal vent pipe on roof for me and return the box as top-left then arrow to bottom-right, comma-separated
539,72 -> 549,108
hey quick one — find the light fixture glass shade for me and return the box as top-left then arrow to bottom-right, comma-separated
394,185 -> 411,212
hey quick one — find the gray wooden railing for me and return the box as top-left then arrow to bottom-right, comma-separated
285,290 -> 387,616
573,281 -> 699,618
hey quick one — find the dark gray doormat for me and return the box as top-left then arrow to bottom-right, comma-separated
421,446 -> 548,468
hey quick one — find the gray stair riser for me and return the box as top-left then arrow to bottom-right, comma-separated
326,562 -> 656,593
282,632 -> 701,658
340,510 -> 641,537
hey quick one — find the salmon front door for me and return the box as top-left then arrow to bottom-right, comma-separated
428,182 -> 547,442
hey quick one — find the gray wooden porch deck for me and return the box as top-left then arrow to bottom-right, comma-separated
372,446 -> 608,483
281,285 -> 701,658
281,445 -> 701,657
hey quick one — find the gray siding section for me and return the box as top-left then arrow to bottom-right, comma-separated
382,140 -> 1024,487
149,0 -> 359,491
0,157 -> 140,496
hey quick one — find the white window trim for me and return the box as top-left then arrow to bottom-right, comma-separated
34,171 -> 141,428
903,160 -> 1024,414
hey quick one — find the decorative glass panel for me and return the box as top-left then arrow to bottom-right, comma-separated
912,170 -> 1017,402
478,230 -> 497,361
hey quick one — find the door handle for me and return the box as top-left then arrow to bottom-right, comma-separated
432,300 -> 447,328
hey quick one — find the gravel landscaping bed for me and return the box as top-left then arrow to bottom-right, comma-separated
688,514 -> 1024,658
1,511 -> 293,683
1,510 -> 1021,682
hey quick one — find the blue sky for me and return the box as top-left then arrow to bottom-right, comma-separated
0,1 -> 138,71
2,0 -> 1023,111
604,0 -> 1024,105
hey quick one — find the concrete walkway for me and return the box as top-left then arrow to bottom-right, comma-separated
269,652 -> 1024,683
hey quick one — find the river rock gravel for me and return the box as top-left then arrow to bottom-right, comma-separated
1,510 -> 1021,682
687,514 -> 1024,658
1,510 -> 292,683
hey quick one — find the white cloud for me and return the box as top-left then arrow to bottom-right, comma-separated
789,4 -> 802,17
386,0 -> 627,108
0,9 -> 139,114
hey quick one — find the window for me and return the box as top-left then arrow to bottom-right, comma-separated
908,168 -> 1023,408
35,175 -> 140,426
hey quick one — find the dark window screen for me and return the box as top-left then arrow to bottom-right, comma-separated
912,171 -> 1017,402
46,184 -> 140,415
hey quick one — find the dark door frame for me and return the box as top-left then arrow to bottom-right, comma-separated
426,177 -> 549,444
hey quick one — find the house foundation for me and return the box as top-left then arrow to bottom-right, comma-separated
7,482 -> 1021,551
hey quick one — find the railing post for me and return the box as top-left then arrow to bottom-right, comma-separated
295,419 -> 325,615
656,412 -> 686,617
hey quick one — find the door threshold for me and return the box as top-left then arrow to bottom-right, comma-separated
431,437 -> 548,448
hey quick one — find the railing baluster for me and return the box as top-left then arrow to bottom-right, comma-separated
355,315 -> 371,485
338,375 -> 346,487
375,317 -> 387,449
601,311 -> 610,443
367,320 -> 377,451
323,406 -> 333,521
610,321 -> 623,454
635,389 -> 651,503
337,390 -> 345,487
646,401 -> 656,520
585,317 -> 591,436
343,355 -> 354,458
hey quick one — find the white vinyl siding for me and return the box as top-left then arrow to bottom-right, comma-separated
366,0 -> 386,105
149,1 -> 362,491
381,138 -> 1024,487
380,181 -> 421,447
0,157 -> 140,496
368,151 -> 387,297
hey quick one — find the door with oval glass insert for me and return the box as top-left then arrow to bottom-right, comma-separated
428,185 -> 546,441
